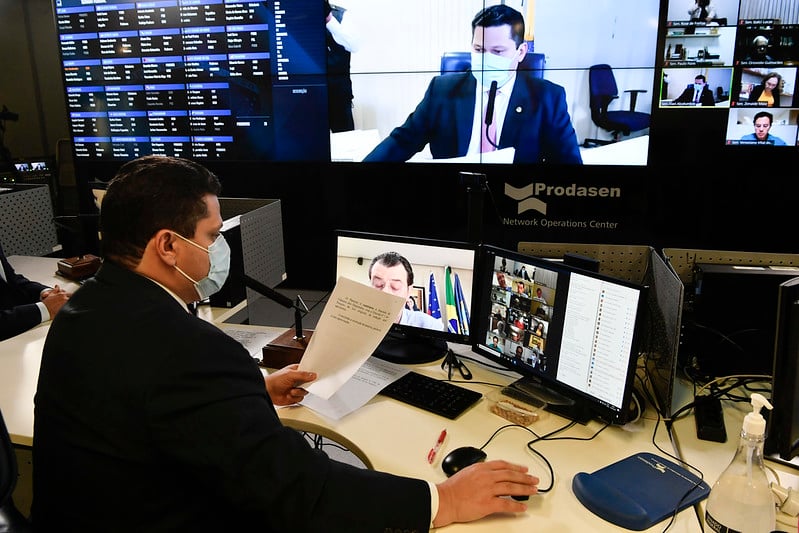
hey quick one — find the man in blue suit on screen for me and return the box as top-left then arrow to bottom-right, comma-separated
363,4 -> 582,165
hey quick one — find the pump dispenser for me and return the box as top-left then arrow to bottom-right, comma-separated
704,393 -> 776,532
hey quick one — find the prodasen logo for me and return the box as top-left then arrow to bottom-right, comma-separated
504,182 -> 622,216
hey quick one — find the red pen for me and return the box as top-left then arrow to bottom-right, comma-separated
427,429 -> 447,464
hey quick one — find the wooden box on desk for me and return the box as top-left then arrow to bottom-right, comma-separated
261,329 -> 313,368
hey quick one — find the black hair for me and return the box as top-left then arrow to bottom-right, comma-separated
753,111 -> 773,124
100,155 -> 222,267
368,251 -> 414,286
472,5 -> 525,48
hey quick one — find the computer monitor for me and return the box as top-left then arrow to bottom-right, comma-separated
334,230 -> 476,364
471,244 -> 647,425
766,276 -> 799,466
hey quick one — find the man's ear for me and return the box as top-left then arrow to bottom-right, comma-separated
153,229 -> 178,266
516,41 -> 529,62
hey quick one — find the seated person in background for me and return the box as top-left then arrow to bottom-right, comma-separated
747,72 -> 782,107
33,155 -> 538,532
369,251 -> 446,330
739,111 -> 787,145
687,0 -> 717,23
673,74 -> 716,106
0,241 -> 71,341
363,5 -> 582,165
745,36 -> 774,62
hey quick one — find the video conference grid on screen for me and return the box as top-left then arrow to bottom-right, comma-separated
660,1 -> 799,147
52,0 -> 797,165
475,250 -> 642,414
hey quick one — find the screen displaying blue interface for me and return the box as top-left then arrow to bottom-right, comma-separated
53,0 -> 328,161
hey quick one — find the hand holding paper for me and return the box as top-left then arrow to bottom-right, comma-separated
297,276 -> 406,399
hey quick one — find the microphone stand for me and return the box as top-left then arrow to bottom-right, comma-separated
240,274 -> 314,368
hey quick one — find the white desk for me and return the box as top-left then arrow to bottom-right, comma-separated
1,256 -> 706,531
579,134 -> 649,166
279,347 -> 702,533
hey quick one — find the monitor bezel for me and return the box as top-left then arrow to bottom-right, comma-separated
471,244 -> 648,425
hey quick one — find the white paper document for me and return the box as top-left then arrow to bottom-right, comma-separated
219,325 -> 277,360
299,357 -> 410,420
297,276 -> 406,399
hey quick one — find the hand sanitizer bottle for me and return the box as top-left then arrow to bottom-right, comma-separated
704,393 -> 776,532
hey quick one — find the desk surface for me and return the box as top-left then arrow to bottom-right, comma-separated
280,348 -> 702,532
3,256 -> 784,532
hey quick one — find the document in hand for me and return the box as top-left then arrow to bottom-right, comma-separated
297,276 -> 406,399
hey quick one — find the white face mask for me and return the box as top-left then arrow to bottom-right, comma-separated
172,232 -> 231,301
471,51 -> 517,89
694,83 -> 704,92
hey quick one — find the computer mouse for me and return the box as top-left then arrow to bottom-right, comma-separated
441,446 -> 487,477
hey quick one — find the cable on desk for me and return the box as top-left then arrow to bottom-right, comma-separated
470,423 -> 557,494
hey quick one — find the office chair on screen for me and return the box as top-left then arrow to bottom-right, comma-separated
583,64 -> 650,147
440,51 -> 545,79
0,409 -> 33,532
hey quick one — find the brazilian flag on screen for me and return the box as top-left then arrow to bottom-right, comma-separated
445,266 -> 459,334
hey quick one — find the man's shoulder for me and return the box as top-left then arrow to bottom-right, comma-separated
513,71 -> 565,97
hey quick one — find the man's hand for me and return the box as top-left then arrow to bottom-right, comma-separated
265,364 -> 317,406
433,460 -> 539,527
41,285 -> 71,319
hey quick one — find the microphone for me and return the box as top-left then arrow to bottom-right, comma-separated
238,273 -> 314,368
484,80 -> 499,149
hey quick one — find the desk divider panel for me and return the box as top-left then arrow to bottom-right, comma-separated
0,185 -> 59,256
517,242 -> 685,419
210,198 -> 285,310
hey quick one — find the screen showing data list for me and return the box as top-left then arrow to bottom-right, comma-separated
54,0 -> 328,162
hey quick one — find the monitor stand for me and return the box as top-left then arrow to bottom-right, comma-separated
503,377 -> 591,424
372,330 -> 449,364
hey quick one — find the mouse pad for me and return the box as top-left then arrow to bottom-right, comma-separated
572,452 -> 710,531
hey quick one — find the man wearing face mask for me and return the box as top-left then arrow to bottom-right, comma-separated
672,74 -> 716,106
32,155 -> 538,531
363,4 -> 582,164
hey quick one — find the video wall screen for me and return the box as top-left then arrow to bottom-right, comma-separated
51,0 -> 797,168
659,0 -> 798,147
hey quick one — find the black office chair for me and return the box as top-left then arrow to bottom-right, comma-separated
440,51 -> 545,79
583,64 -> 650,147
0,409 -> 33,533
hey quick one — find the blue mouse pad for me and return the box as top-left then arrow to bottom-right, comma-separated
572,452 -> 710,531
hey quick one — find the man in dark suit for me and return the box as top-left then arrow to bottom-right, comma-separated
672,74 -> 716,106
363,5 -> 582,165
0,242 -> 70,341
33,155 -> 537,532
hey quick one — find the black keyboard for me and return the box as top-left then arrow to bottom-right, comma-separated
379,371 -> 482,419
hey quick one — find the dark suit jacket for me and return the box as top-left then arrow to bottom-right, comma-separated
0,243 -> 49,341
673,85 -> 716,106
33,261 -> 430,533
363,71 -> 583,164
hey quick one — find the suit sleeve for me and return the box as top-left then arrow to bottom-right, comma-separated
0,248 -> 49,340
537,82 -> 583,164
0,304 -> 44,341
363,76 -> 449,162
151,323 -> 433,532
